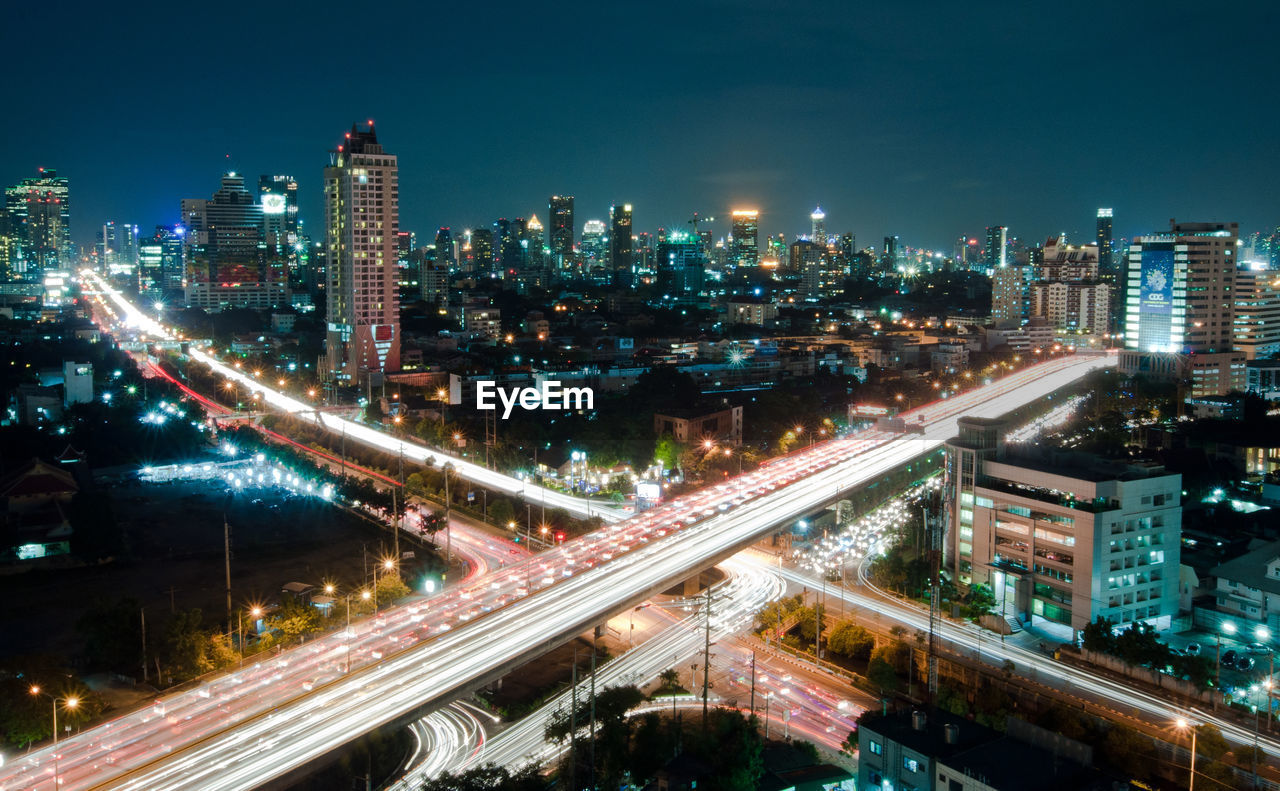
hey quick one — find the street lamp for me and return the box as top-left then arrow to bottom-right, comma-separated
1217,621 -> 1237,695
29,686 -> 78,789
1175,717 -> 1197,791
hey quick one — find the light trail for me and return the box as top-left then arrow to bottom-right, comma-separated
761,556 -> 1280,764
79,271 -> 624,523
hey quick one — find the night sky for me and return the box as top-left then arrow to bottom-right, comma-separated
5,0 -> 1278,251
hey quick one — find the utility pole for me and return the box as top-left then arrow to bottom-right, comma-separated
702,587 -> 712,729
926,497 -> 941,700
444,464 -> 452,566
749,651 -> 756,721
391,485 -> 399,564
590,628 -> 599,790
224,515 -> 232,634
570,648 -> 578,791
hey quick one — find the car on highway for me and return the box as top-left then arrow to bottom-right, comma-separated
1237,656 -> 1256,672
1221,649 -> 1238,666
1246,642 -> 1272,655
1185,642 -> 1201,656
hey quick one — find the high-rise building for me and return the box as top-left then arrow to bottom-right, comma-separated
181,172 -> 288,310
810,206 -> 826,243
656,230 -> 706,294
609,203 -> 633,284
1122,220 -> 1243,395
521,214 -> 546,287
137,225 -> 185,292
990,265 -> 1030,324
1233,268 -> 1280,360
432,227 -> 454,271
881,235 -> 898,270
944,416 -> 1181,636
1028,238 -> 1109,334
324,122 -> 400,384
469,228 -> 494,273
729,210 -> 759,269
581,219 -> 607,274
984,225 -> 1008,270
548,195 -> 574,266
1096,208 -> 1114,271
4,168 -> 72,280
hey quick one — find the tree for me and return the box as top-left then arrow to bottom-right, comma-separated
961,583 -> 996,621
826,622 -> 874,661
1080,615 -> 1116,654
416,764 -> 543,791
867,656 -> 899,694
489,497 -> 514,526
1193,723 -> 1230,762
164,608 -> 212,680
375,574 -> 412,607
654,433 -> 682,472
266,599 -> 321,643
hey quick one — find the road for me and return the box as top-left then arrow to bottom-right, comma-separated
0,347 -> 1112,791
81,270 -> 624,523
755,555 -> 1280,765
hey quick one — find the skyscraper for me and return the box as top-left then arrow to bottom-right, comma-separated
324,122 -> 401,384
1122,220 -> 1243,395
729,210 -> 759,269
181,172 -> 287,310
984,225 -> 1008,269
881,236 -> 898,270
810,206 -> 826,243
548,195 -> 574,266
138,225 -> 185,292
609,203 -> 633,284
4,168 -> 72,280
1096,208 -> 1114,271
434,227 -> 454,269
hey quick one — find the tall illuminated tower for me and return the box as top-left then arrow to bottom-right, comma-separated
609,203 -> 633,284
1096,208 -> 1113,271
324,121 -> 401,385
730,210 -> 759,268
810,206 -> 826,242
548,195 -> 574,265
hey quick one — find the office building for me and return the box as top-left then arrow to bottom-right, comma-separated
656,231 -> 705,294
580,219 -> 607,270
96,222 -> 137,273
324,122 -> 401,384
421,258 -> 448,310
729,209 -> 759,269
984,225 -> 1008,270
548,195 -> 574,264
945,417 -> 1181,637
137,225 -> 185,292
521,214 -> 546,286
881,235 -> 899,270
1233,268 -> 1280,360
434,227 -> 454,269
181,172 -> 288,310
4,168 -> 72,281
609,203 -> 633,284
1121,220 -> 1244,396
1096,208 -> 1114,271
809,206 -> 825,243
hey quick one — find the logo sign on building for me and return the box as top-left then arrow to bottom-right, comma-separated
1140,249 -> 1173,315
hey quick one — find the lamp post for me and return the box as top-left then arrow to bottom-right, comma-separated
325,584 -> 372,674
29,686 -> 78,790
1176,717 -> 1197,791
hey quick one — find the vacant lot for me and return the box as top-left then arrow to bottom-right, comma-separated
0,476 -> 432,663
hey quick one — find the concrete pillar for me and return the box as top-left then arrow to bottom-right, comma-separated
682,574 -> 701,596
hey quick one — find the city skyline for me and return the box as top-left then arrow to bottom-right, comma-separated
3,2 -> 1279,251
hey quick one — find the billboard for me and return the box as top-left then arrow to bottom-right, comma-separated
1139,248 -> 1174,317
